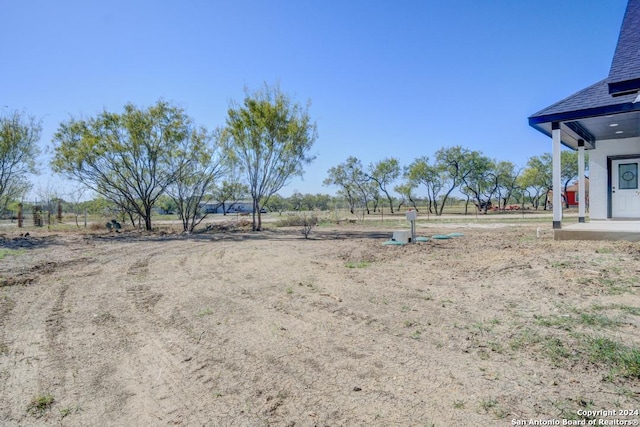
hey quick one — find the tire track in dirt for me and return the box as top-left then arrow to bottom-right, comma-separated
0,274 -> 71,424
43,283 -> 70,390
186,243 -> 412,424
116,248 -> 219,425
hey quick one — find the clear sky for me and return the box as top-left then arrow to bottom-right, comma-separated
0,0 -> 628,199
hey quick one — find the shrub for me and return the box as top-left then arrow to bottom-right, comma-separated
274,214 -> 319,238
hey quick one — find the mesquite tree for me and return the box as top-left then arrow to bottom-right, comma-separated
225,84 -> 317,231
0,110 -> 41,207
52,100 -> 196,231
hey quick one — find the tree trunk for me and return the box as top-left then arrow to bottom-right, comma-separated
386,194 -> 394,214
127,211 -> 136,228
409,197 -> 419,212
252,198 -> 258,231
144,206 -> 152,231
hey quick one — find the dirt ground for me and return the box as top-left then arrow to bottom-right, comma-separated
1,219 -> 639,426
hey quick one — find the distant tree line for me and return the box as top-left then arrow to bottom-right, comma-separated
324,148 -> 587,216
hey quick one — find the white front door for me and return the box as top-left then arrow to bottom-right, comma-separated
612,158 -> 640,218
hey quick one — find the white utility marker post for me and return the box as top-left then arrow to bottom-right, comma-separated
406,209 -> 417,243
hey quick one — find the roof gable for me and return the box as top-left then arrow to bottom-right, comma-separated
608,0 -> 640,95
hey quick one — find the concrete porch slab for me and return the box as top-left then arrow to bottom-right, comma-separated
554,220 -> 640,241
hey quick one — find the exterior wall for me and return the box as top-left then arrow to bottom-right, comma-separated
589,137 -> 640,219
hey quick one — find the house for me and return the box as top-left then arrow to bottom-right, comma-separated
547,178 -> 590,208
529,0 -> 640,240
200,200 -> 255,214
564,178 -> 589,208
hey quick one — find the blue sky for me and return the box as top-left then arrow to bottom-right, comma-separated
0,0 -> 628,199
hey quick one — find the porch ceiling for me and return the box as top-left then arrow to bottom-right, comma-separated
530,109 -> 640,150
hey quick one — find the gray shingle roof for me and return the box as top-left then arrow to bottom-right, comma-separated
608,0 -> 640,95
529,79 -> 638,123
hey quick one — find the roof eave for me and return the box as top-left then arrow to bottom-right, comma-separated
528,101 -> 640,126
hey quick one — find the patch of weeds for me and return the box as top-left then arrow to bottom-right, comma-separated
543,336 -> 574,365
59,404 -> 81,420
577,277 -> 594,285
609,266 -> 622,274
0,342 -> 8,355
535,314 -> 573,330
27,394 -> 55,417
597,273 -> 637,295
410,330 -> 421,340
578,313 -> 620,328
599,277 -> 616,287
509,328 -> 542,351
493,406 -> 508,419
488,341 -> 504,354
551,260 -> 571,268
477,349 -> 490,360
596,247 -> 613,254
593,303 -> 640,316
401,305 -> 411,312
601,279 -> 633,295
345,261 -> 370,269
536,312 -> 620,330
553,398 -> 591,421
453,399 -> 465,409
197,307 -> 213,317
585,336 -> 640,379
472,320 -> 495,335
0,248 -> 26,260
479,397 -> 498,413
286,287 -> 293,295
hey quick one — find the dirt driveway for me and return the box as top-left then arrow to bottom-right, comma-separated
1,222 -> 639,426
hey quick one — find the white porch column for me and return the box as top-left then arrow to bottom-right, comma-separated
552,122 -> 562,229
577,140 -> 586,223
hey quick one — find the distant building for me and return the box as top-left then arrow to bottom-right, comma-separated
200,200 -> 255,214
564,178 -> 589,208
